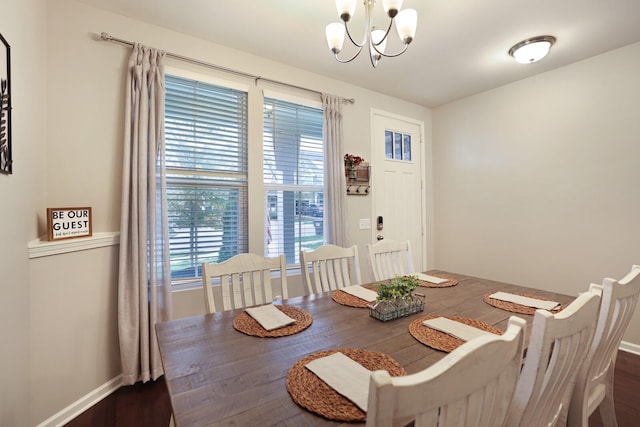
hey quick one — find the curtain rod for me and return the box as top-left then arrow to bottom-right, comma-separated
100,32 -> 355,104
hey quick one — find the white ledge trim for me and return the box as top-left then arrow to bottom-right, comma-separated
28,232 -> 120,259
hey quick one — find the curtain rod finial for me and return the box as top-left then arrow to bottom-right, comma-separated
100,32 -> 111,41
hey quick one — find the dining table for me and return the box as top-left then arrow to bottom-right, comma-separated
156,270 -> 575,426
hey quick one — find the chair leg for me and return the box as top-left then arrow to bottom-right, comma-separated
598,371 -> 618,427
598,396 -> 617,427
567,380 -> 589,427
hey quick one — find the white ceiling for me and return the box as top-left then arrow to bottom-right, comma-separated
78,0 -> 640,107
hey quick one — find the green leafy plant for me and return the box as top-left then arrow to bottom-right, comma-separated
376,275 -> 420,303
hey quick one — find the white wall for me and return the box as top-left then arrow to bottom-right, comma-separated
32,0 -> 431,423
0,0 -> 46,426
29,244 -> 121,425
433,41 -> 640,345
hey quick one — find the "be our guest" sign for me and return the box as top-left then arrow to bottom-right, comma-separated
47,207 -> 92,241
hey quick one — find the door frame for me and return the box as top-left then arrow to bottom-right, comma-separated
370,108 -> 430,272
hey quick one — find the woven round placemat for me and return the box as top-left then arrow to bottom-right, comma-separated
232,305 -> 312,338
286,348 -> 406,422
483,292 -> 564,315
331,284 -> 378,308
409,315 -> 503,353
417,274 -> 459,288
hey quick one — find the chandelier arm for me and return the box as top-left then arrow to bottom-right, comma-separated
344,22 -> 366,48
376,43 -> 409,58
333,47 -> 364,64
371,19 -> 394,51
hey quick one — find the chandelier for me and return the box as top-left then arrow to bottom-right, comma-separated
325,0 -> 417,67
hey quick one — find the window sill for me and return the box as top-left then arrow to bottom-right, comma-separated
172,279 -> 202,292
28,232 -> 120,259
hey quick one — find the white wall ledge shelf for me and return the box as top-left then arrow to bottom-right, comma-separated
28,232 -> 120,259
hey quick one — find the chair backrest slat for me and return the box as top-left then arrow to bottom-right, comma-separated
233,273 -> 244,309
367,240 -> 413,281
201,253 -> 288,314
259,269 -> 272,304
300,244 -> 361,294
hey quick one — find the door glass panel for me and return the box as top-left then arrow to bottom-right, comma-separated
394,132 -> 402,160
385,130 -> 393,159
403,134 -> 412,161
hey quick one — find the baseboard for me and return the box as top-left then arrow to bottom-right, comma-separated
620,340 -> 640,356
36,375 -> 123,427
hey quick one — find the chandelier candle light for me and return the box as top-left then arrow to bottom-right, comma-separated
326,0 -> 417,67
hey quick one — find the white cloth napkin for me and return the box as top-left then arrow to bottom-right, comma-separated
245,304 -> 296,331
305,352 -> 372,411
340,285 -> 378,302
489,291 -> 560,310
422,317 -> 496,342
415,273 -> 449,284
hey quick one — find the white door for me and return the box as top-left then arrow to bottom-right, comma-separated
371,110 -> 425,272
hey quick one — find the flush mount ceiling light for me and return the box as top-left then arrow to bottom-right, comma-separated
325,0 -> 417,68
508,35 -> 556,64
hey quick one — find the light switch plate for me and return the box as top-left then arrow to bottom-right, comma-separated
359,218 -> 371,230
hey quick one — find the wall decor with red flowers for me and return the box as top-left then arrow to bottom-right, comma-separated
344,153 -> 370,195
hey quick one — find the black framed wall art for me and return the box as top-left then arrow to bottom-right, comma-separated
0,33 -> 12,175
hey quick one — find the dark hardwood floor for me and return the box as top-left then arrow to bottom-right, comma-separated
65,378 -> 172,427
588,350 -> 640,427
65,351 -> 640,426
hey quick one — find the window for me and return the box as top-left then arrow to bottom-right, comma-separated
385,130 -> 412,161
263,98 -> 324,265
165,74 -> 248,280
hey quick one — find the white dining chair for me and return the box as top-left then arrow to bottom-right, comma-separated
366,316 -> 527,427
300,244 -> 362,294
367,239 -> 414,281
201,253 -> 288,313
505,290 -> 601,427
568,265 -> 640,427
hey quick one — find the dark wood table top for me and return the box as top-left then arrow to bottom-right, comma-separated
156,270 -> 575,426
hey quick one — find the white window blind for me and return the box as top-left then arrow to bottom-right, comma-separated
263,97 -> 324,265
165,74 -> 248,280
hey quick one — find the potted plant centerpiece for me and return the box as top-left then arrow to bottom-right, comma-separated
370,275 -> 425,321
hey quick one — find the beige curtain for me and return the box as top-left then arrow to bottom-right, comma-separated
118,43 -> 172,385
322,94 -> 348,246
